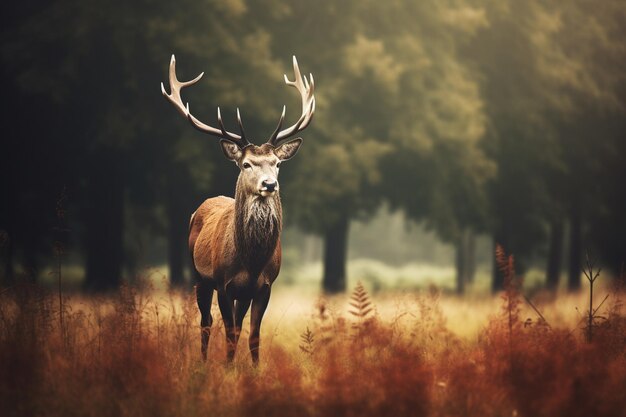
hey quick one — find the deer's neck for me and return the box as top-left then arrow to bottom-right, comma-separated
234,180 -> 282,275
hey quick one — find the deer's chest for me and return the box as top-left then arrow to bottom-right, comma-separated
225,268 -> 266,299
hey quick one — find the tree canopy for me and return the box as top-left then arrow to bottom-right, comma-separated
1,0 -> 625,293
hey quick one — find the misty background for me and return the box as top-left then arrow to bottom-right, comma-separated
1,0 -> 625,294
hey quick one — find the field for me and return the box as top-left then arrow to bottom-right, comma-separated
1,273 -> 626,417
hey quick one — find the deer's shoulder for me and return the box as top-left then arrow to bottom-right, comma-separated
196,195 -> 234,215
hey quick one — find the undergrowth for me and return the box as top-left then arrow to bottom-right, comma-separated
1,267 -> 625,417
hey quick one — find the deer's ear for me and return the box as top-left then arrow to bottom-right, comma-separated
220,140 -> 242,162
274,138 -> 302,161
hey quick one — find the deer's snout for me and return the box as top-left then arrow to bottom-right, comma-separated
261,179 -> 278,193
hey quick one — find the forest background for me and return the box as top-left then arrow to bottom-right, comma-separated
1,0 -> 625,295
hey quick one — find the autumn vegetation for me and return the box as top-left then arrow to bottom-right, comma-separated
2,254 -> 625,417
2,2 -> 626,415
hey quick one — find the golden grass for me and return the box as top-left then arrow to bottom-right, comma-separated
1,280 -> 625,417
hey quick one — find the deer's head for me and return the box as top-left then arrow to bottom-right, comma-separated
220,140 -> 301,197
161,55 -> 315,198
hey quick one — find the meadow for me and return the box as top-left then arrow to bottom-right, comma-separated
1,265 -> 626,417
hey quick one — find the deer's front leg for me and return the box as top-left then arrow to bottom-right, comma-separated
196,280 -> 214,361
234,298 -> 251,350
249,285 -> 271,365
217,290 -> 236,362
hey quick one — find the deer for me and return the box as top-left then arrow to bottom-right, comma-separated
161,55 -> 315,365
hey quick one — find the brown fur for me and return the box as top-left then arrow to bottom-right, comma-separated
189,145 -> 284,295
189,189 -> 282,295
188,142 -> 300,364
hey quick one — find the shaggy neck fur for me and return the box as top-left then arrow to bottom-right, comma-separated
234,177 -> 282,275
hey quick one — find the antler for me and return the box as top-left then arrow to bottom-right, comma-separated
267,56 -> 316,146
161,55 -> 250,148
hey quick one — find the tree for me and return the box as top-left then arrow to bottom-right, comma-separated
370,2 -> 495,294
3,0 -> 277,289
265,0 -> 495,293
242,1 -> 391,293
1,0 -> 79,284
471,0 -> 626,291
542,0 -> 626,287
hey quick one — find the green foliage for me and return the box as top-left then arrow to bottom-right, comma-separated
475,0 -> 626,257
2,0 -> 626,287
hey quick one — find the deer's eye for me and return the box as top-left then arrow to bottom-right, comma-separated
242,162 -> 252,169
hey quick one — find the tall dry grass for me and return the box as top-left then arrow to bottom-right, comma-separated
1,275 -> 625,417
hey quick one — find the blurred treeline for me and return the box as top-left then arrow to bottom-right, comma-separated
1,0 -> 625,293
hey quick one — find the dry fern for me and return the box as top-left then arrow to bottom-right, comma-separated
314,298 -> 335,345
349,282 -> 375,340
495,245 -> 522,325
349,282 -> 374,319
299,327 -> 315,355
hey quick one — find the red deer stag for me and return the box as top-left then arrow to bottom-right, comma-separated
161,55 -> 315,364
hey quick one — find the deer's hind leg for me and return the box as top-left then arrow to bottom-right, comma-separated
195,279 -> 214,361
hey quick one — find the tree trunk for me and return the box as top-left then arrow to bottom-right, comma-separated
22,239 -> 39,282
0,204 -> 14,287
0,148 -> 14,286
167,180 -> 187,288
0,231 -> 13,286
568,204 -> 582,291
84,156 -> 124,292
322,214 -> 349,293
466,231 -> 476,283
455,236 -> 467,295
456,229 -> 476,294
546,219 -> 564,290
